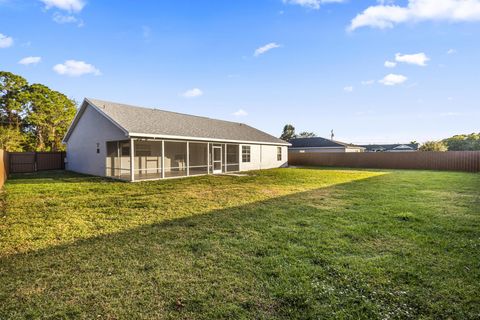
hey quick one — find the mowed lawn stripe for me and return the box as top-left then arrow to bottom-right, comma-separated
0,168 -> 479,319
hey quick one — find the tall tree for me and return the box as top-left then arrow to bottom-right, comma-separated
0,71 -> 28,130
297,131 -> 317,138
25,84 -> 77,151
280,124 -> 296,142
419,141 -> 448,152
0,126 -> 25,151
443,133 -> 480,151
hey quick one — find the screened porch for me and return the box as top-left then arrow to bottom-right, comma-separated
105,139 -> 240,181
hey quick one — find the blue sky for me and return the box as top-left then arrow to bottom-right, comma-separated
1,0 -> 479,143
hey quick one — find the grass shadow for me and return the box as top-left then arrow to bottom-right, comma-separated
6,170 -> 122,185
1,169 -> 479,319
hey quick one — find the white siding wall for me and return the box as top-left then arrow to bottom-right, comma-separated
239,144 -> 287,171
66,105 -> 127,176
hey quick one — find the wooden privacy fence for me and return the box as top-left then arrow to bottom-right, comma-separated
289,151 -> 480,173
0,150 -> 8,188
9,152 -> 66,174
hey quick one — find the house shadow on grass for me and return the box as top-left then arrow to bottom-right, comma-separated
1,170 -> 479,319
6,170 -> 121,185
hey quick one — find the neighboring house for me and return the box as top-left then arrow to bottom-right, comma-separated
289,137 -> 365,153
63,98 -> 290,181
360,144 -> 419,152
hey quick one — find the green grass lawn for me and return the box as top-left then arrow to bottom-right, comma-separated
1,168 -> 479,319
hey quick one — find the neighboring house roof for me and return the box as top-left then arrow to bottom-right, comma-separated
289,137 -> 364,149
360,144 -> 419,152
64,98 -> 289,145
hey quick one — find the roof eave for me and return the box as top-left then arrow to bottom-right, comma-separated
128,132 -> 291,146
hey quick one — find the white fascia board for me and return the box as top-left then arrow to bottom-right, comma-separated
128,133 -> 291,146
289,146 -> 345,149
289,146 -> 365,150
85,99 -> 129,136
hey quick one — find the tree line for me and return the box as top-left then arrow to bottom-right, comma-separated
0,71 -> 77,152
280,124 -> 479,151
417,134 -> 480,151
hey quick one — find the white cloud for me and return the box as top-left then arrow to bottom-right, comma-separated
182,88 -> 203,98
361,79 -> 375,85
40,0 -> 85,12
343,86 -> 354,92
233,109 -> 248,117
0,33 -> 13,48
379,73 -> 408,86
377,0 -> 396,4
349,0 -> 480,31
395,52 -> 429,66
52,12 -> 84,26
19,56 -> 42,65
384,60 -> 397,68
254,42 -> 281,57
283,0 -> 345,10
447,48 -> 457,54
53,60 -> 101,77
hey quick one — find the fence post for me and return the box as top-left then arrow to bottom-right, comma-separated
8,151 -> 12,174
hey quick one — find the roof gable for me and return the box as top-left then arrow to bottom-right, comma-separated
64,98 -> 289,145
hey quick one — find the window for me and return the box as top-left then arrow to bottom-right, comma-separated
277,147 -> 282,161
242,145 -> 251,163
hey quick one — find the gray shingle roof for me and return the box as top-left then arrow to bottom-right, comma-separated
66,98 -> 288,145
289,137 -> 363,149
359,144 -> 419,151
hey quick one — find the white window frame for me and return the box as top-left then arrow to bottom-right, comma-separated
242,145 -> 251,163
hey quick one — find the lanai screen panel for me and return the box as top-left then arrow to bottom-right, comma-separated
226,144 -> 239,172
106,141 -> 131,179
164,141 -> 187,178
134,140 -> 162,179
106,141 -> 120,178
189,142 -> 209,176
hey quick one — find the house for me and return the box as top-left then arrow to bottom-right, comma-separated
288,137 -> 365,153
63,98 -> 290,181
360,144 -> 419,152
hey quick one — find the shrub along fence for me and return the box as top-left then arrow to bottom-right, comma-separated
0,150 -> 9,189
8,151 -> 66,174
289,151 -> 480,173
